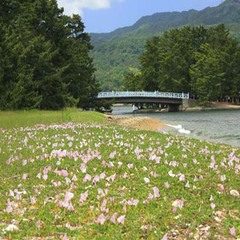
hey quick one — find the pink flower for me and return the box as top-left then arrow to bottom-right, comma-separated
99,172 -> 106,179
148,193 -> 154,200
109,151 -> 116,159
123,172 -> 128,178
220,175 -> 226,182
168,170 -> 175,177
118,162 -> 123,168
36,220 -> 42,230
144,177 -> 150,183
61,169 -> 68,177
42,174 -> 48,181
22,173 -> 28,180
92,175 -> 100,184
36,173 -> 41,179
230,189 -> 239,197
30,197 -> 36,204
210,195 -> 214,201
161,233 -> 168,240
217,184 -> 225,192
179,174 -> 185,182
65,191 -> 74,202
172,199 -> 184,209
164,182 -> 170,189
83,174 -> 91,182
67,202 -> 74,211
110,212 -> 118,224
97,214 -> 106,225
79,191 -> 88,204
62,233 -> 68,240
117,215 -> 125,224
80,163 -> 86,173
229,227 -> 236,237
153,186 -> 160,198
127,164 -> 134,169
22,160 -> 27,166
210,203 -> 216,209
127,199 -> 139,206
72,175 -> 78,181
101,199 -> 108,212
6,199 -> 13,213
106,173 -> 116,182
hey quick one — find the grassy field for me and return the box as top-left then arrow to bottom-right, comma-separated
0,109 -> 239,239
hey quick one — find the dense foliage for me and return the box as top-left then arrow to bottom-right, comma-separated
91,0 -> 240,91
125,25 -> 240,103
0,0 -> 98,110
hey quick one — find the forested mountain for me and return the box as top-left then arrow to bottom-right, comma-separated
91,0 -> 240,90
0,0 -> 98,110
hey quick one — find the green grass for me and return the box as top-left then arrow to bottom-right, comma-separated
0,109 -> 105,129
0,110 -> 239,239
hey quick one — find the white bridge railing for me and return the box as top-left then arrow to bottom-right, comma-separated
97,91 -> 189,99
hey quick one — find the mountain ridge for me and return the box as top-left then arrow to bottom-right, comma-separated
90,0 -> 240,90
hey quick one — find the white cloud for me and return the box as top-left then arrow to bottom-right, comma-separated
57,0 -> 124,16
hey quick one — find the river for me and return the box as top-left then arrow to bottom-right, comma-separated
112,105 -> 240,148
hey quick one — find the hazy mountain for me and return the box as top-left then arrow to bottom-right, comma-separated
90,0 -> 240,90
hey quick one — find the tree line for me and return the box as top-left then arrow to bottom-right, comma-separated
124,25 -> 240,104
0,0 -> 99,110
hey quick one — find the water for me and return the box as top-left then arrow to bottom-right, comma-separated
112,105 -> 240,147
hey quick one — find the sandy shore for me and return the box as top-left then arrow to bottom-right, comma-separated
106,115 -> 171,132
185,102 -> 240,111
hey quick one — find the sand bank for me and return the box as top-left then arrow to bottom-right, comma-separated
106,115 -> 172,132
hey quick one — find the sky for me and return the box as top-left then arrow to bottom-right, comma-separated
57,0 -> 224,33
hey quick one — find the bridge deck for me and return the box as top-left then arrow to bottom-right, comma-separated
97,91 -> 189,99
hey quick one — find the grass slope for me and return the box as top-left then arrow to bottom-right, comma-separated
0,110 -> 239,239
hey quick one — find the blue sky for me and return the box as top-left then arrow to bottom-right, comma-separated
57,0 -> 223,33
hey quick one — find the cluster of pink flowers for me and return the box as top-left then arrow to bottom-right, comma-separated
1,122 -> 239,238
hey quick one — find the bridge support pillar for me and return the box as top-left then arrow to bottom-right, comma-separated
168,105 -> 180,112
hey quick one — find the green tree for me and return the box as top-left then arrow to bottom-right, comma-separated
123,67 -> 142,91
0,0 -> 97,110
140,36 -> 162,91
138,24 -> 240,103
190,44 -> 225,103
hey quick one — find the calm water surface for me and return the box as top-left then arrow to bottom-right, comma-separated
112,106 -> 240,147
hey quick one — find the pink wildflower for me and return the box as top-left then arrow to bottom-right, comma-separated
179,174 -> 185,182
83,173 -> 91,182
153,186 -> 160,198
230,189 -> 239,197
144,177 -> 150,183
117,215 -> 125,224
97,214 -> 106,225
61,169 -> 68,177
172,199 -> 184,209
220,175 -> 226,182
30,197 -> 36,204
164,182 -> 170,189
110,212 -> 118,224
22,173 -> 28,180
79,191 -> 88,204
210,203 -> 216,209
229,227 -> 236,237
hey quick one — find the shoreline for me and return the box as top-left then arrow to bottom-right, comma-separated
133,102 -> 240,113
106,115 -> 173,132
184,102 -> 240,112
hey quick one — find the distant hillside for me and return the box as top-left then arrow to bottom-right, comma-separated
90,0 -> 240,90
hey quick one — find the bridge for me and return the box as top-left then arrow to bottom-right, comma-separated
97,91 -> 189,112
